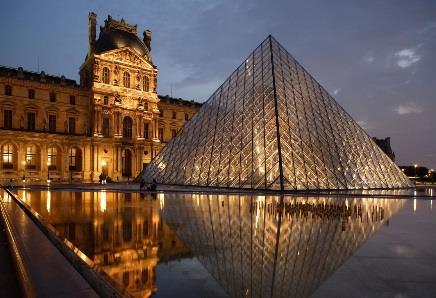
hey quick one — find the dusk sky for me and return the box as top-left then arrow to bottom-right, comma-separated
1,0 -> 435,168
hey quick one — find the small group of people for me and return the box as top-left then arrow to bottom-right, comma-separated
140,178 -> 157,191
99,173 -> 113,184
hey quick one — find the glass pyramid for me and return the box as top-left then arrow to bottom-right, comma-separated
161,194 -> 404,297
141,36 -> 412,190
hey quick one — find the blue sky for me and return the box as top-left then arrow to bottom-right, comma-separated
1,0 -> 435,168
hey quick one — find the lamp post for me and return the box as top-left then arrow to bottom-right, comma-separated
414,164 -> 418,177
22,160 -> 26,182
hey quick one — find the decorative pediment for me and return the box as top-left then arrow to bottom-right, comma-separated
97,47 -> 155,70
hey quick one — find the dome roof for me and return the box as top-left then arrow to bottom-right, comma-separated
95,28 -> 150,58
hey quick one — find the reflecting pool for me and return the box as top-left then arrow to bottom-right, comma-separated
12,190 -> 436,297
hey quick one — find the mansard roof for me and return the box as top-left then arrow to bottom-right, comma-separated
0,65 -> 79,88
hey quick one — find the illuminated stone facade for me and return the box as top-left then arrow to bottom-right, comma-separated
16,190 -> 190,297
0,13 -> 200,182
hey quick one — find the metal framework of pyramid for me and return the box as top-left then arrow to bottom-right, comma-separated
141,36 -> 412,190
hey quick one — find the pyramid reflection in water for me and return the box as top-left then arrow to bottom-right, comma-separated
141,36 -> 412,190
161,194 -> 403,298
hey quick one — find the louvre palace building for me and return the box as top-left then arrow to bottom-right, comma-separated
0,13 -> 201,182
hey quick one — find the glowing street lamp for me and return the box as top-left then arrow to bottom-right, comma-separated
22,160 -> 26,181
414,164 -> 418,177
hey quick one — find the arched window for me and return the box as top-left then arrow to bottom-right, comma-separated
26,145 -> 37,169
123,72 -> 130,88
142,76 -> 149,92
102,67 -> 110,84
122,149 -> 132,177
47,147 -> 57,170
2,143 -> 15,169
123,116 -> 133,139
69,147 -> 82,171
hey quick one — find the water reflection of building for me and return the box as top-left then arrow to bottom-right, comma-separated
161,194 -> 404,298
19,191 -> 190,297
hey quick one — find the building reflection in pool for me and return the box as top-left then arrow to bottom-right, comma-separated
17,190 -> 191,297
17,191 -> 404,298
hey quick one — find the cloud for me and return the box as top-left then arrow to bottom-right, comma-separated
395,48 -> 421,68
364,56 -> 374,64
393,102 -> 423,115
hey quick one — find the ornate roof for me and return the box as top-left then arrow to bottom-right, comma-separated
95,16 -> 150,59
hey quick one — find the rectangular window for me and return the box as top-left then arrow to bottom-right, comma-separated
47,147 -> 57,170
185,113 -> 189,121
69,95 -> 76,105
171,128 -> 177,138
159,110 -> 164,117
48,115 -> 56,132
3,144 -> 14,169
28,89 -> 35,99
26,145 -> 36,168
5,85 -> 12,96
68,117 -> 76,134
143,123 -> 149,139
102,117 -> 110,137
158,127 -> 164,142
4,110 -> 12,129
27,112 -> 36,131
104,96 -> 109,105
172,111 -> 177,119
50,92 -> 56,102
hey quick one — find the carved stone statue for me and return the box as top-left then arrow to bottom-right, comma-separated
114,94 -> 122,105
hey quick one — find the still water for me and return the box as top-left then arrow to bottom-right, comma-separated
12,190 -> 436,297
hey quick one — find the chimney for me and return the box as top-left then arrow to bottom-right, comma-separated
88,12 -> 97,56
143,29 -> 152,52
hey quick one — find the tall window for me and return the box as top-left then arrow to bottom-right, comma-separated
143,123 -> 149,139
69,95 -> 76,105
26,145 -> 36,169
49,92 -> 56,102
102,117 -> 110,137
122,149 -> 132,177
2,144 -> 14,169
4,110 -> 12,129
27,112 -> 36,131
68,117 -> 76,134
159,110 -> 164,118
142,76 -> 149,92
158,127 -> 164,142
47,147 -> 57,170
5,85 -> 12,96
104,96 -> 109,105
172,111 -> 177,119
69,147 -> 82,171
171,128 -> 177,138
185,113 -> 189,121
123,72 -> 130,88
48,115 -> 56,132
28,89 -> 35,99
102,67 -> 110,84
123,117 -> 132,139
